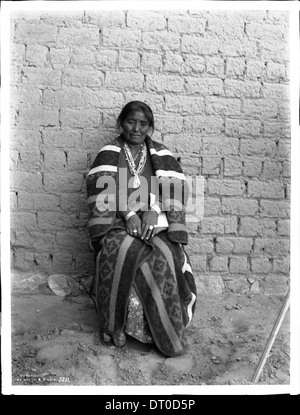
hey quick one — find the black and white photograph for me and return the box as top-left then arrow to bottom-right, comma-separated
1,0 -> 300,397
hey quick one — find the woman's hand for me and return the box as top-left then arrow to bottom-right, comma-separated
126,214 -> 142,238
140,211 -> 158,240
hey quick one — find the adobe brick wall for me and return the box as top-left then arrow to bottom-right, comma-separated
10,10 -> 290,295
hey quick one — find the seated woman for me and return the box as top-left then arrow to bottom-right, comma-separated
86,101 -> 197,357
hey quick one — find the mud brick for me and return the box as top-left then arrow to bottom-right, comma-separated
10,10 -> 290,294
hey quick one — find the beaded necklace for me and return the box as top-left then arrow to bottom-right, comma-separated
123,142 -> 147,189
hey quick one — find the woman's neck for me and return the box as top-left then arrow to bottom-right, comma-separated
127,143 -> 141,154
120,134 -> 144,158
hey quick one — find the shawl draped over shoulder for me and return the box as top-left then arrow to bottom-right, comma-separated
86,135 -> 189,245
86,135 -> 197,357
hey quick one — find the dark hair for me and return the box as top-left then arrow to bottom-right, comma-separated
117,101 -> 155,132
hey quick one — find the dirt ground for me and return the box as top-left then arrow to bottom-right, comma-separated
10,278 -> 290,388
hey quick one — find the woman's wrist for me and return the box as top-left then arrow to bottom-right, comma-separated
125,211 -> 137,222
150,203 -> 161,215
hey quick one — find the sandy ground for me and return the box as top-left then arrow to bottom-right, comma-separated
10,280 -> 290,388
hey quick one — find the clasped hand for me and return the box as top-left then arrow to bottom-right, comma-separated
126,211 -> 158,240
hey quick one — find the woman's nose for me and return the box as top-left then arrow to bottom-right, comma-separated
133,123 -> 140,132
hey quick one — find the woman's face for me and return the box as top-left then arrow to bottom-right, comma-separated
121,111 -> 150,146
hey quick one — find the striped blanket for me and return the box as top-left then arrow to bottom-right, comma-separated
87,135 -> 197,356
87,135 -> 189,245
94,227 -> 196,356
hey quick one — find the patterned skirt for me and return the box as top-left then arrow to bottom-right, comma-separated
125,286 -> 154,344
94,228 -> 196,356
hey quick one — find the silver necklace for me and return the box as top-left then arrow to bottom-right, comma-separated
123,142 -> 147,189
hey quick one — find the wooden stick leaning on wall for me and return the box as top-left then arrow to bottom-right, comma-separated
252,288 -> 290,384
